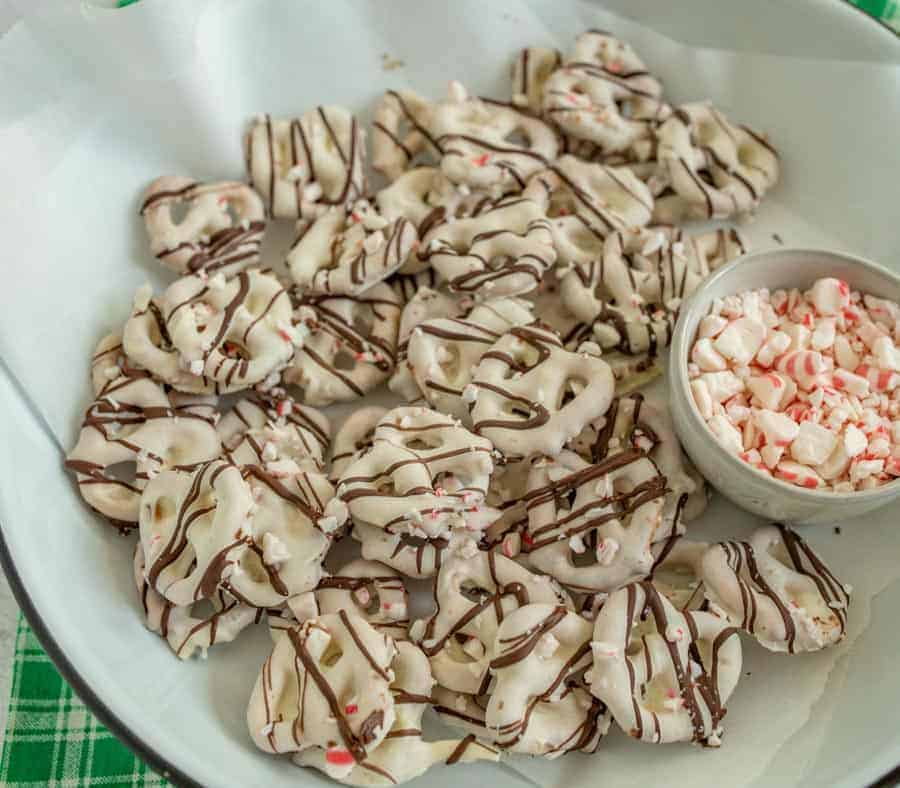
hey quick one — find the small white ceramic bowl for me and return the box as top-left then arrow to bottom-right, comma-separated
669,247 -> 900,526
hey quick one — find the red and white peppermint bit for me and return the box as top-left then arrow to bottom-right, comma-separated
689,276 -> 900,492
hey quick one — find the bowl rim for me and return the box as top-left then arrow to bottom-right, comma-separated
669,246 -> 900,503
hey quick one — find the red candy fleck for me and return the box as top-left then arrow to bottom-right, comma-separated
606,59 -> 624,73
344,704 -> 359,715
802,477 -> 818,489
277,328 -> 292,343
326,749 -> 355,766
522,532 -> 534,547
472,153 -> 490,167
837,280 -> 850,296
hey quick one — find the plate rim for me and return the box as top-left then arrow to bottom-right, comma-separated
0,2 -> 897,787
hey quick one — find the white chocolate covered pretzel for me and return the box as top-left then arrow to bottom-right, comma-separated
247,612 -> 397,777
285,284 -> 402,406
589,581 -> 743,745
522,449 -> 668,593
140,176 -> 266,277
330,406 -> 389,482
134,544 -> 257,660
523,156 -> 654,256
218,389 -> 330,470
122,288 -> 223,394
649,538 -> 710,612
229,463 -> 344,608
419,196 -> 557,297
415,550 -> 570,694
295,641 -> 498,785
653,103 -> 780,222
372,90 -> 441,181
542,31 -> 669,154
389,285 -> 471,402
162,269 -> 300,393
338,407 -> 497,539
561,226 -> 748,326
287,201 -> 417,296
432,83 -> 559,192
139,460 -> 253,606
65,369 -> 220,530
571,391 -> 707,531
470,324 -> 615,458
511,47 -> 562,114
244,106 -> 367,219
406,297 -> 534,420
245,107 -> 367,219
700,525 -> 850,653
433,684 -> 607,758
486,604 -> 594,747
352,523 -> 451,580
316,560 -> 410,642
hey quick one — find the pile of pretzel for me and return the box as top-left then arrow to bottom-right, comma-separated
64,29 -> 849,787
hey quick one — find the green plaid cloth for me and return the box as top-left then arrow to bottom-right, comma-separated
0,4 -> 896,786
853,0 -> 900,29
0,617 -> 169,786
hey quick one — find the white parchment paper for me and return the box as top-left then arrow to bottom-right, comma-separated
0,2 -> 899,787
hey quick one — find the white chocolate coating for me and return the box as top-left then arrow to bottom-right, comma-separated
654,102 -> 779,222
415,550 -> 570,694
133,544 -> 256,660
470,324 -> 615,458
523,450 -> 667,593
287,202 -> 417,296
330,406 -> 389,482
284,283 -> 402,406
406,297 -> 534,420
162,269 -> 298,393
431,85 -> 559,192
486,604 -> 594,746
140,175 -> 266,277
139,460 -> 253,606
247,612 -> 397,774
338,407 -> 496,539
420,196 -> 557,297
589,581 -> 743,745
510,47 -> 562,114
372,90 -> 441,181
434,684 -> 608,758
295,641 -> 498,785
65,367 -> 220,529
700,525 -> 850,653
542,31 -> 669,154
245,107 -> 367,219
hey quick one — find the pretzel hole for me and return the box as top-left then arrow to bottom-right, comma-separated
737,145 -> 759,168
696,121 -> 718,147
353,313 -> 375,336
506,404 -> 533,420
459,581 -> 491,603
356,585 -> 380,615
559,378 -> 586,407
642,672 -> 679,713
222,341 -> 250,361
277,139 -> 292,176
445,634 -> 481,665
152,495 -> 176,521
571,531 -> 599,567
168,201 -> 191,225
404,437 -> 436,451
334,349 -> 357,371
320,640 -> 344,668
188,598 -> 218,620
504,129 -> 529,148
